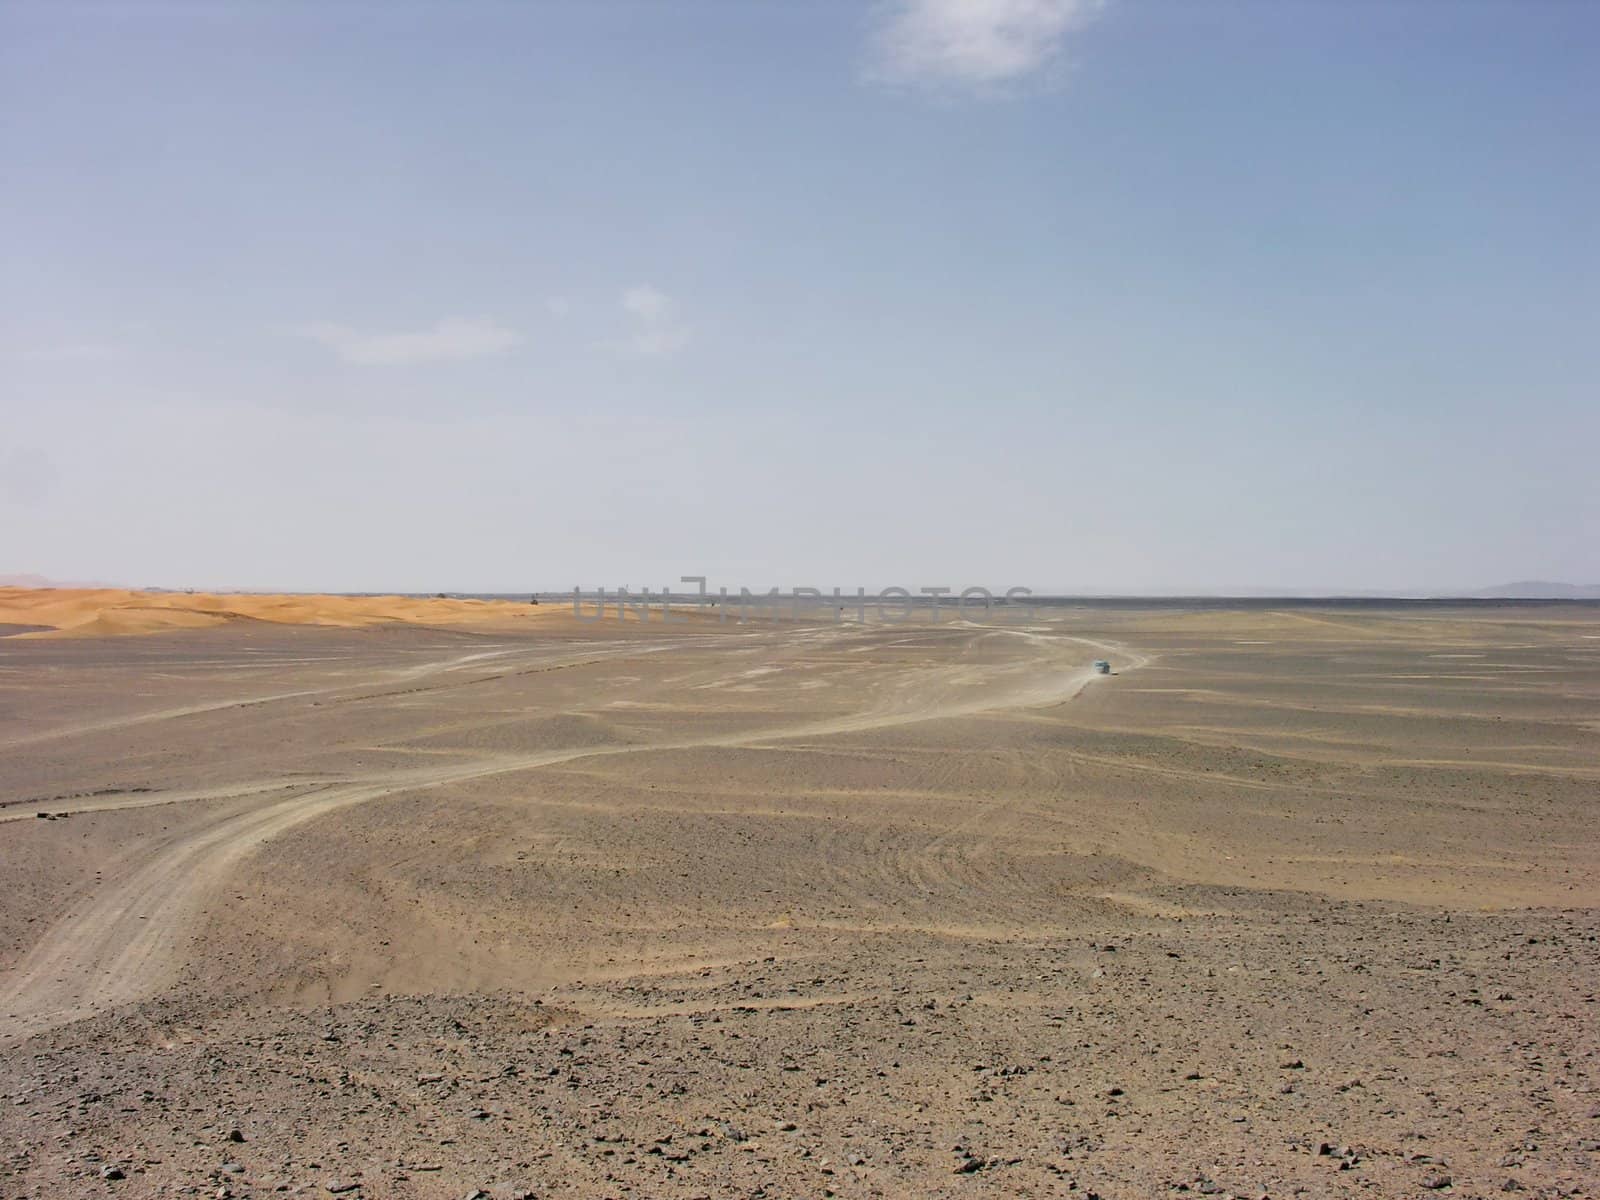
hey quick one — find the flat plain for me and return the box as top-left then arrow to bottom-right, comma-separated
1,591 -> 1597,1198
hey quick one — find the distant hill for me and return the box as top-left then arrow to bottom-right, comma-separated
1473,581 -> 1600,599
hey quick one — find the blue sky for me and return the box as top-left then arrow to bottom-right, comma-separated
2,0 -> 1595,593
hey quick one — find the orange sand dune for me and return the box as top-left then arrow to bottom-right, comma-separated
0,587 -> 560,638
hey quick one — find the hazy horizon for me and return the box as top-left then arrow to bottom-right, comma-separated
6,570 -> 1599,602
4,1 -> 1595,591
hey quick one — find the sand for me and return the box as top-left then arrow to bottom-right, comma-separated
0,587 -> 557,639
1,603 -> 1596,1197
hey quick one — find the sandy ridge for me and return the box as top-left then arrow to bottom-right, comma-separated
0,586 -> 561,639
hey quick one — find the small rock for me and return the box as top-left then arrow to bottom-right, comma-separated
1421,1174 -> 1452,1190
100,1166 -> 125,1181
227,1129 -> 245,1143
953,1154 -> 984,1174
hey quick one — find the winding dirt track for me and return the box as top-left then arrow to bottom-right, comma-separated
0,644 -> 669,752
0,626 -> 1138,1041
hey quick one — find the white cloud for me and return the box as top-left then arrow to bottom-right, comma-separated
869,0 -> 1105,88
296,317 -> 522,366
622,285 -> 670,322
619,285 -> 688,355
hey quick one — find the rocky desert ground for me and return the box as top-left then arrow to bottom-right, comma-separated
1,590 -> 1597,1199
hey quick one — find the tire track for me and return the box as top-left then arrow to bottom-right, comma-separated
0,626 -> 1132,1041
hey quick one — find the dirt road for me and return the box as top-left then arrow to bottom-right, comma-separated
1,624 -> 1123,1040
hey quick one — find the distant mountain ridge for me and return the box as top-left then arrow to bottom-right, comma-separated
1472,581 -> 1600,599
0,572 -> 120,589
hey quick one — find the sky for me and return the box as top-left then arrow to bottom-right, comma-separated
2,0 -> 1596,594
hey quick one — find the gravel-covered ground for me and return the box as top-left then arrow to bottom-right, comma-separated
3,605 -> 1597,1198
